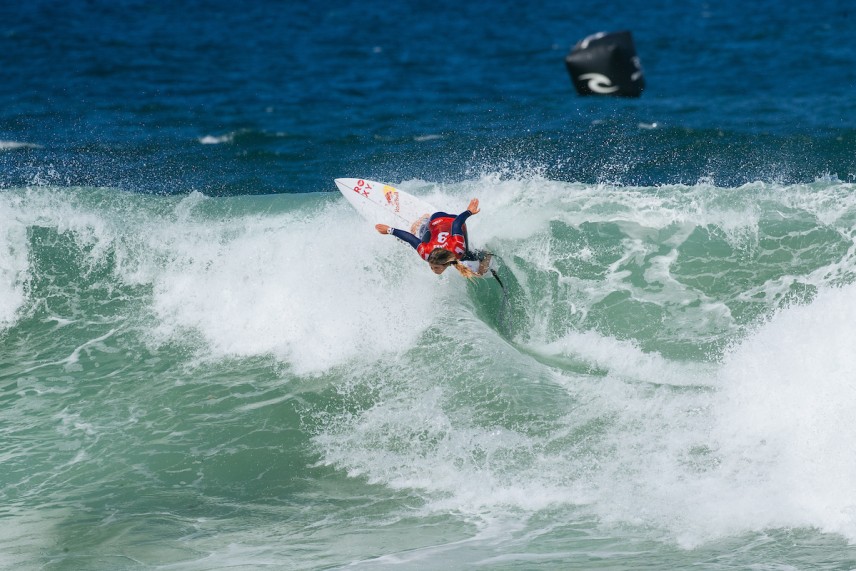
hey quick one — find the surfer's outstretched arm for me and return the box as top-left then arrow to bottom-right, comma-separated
375,224 -> 421,250
450,198 -> 480,240
450,211 -> 472,237
448,199 -> 479,236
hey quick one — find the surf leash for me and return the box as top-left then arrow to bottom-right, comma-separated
488,254 -> 512,336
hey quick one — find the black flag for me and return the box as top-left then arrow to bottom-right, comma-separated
565,31 -> 645,97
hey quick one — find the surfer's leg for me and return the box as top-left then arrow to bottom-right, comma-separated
410,214 -> 429,237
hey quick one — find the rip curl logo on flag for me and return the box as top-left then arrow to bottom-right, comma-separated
579,73 -> 619,94
565,30 -> 645,98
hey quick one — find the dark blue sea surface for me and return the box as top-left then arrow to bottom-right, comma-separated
2,0 -> 855,194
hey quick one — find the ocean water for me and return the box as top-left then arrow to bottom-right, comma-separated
3,1 -> 856,569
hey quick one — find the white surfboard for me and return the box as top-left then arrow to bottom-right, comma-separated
334,178 -> 436,229
335,177 -> 495,277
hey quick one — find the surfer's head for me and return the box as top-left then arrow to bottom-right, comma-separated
427,248 -> 457,274
426,248 -> 477,279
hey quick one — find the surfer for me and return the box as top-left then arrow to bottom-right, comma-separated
375,198 -> 492,278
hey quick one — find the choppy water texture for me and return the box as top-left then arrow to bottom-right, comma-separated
3,0 -> 856,569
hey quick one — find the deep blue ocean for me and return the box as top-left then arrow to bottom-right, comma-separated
4,1 -> 856,569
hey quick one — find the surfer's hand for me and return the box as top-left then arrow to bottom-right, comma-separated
375,224 -> 391,235
467,198 -> 480,215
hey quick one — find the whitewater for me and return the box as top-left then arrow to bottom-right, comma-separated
3,175 -> 856,569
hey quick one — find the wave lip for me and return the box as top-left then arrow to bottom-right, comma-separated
0,140 -> 41,150
198,133 -> 235,144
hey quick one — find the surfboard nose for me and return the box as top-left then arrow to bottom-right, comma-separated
333,178 -> 353,192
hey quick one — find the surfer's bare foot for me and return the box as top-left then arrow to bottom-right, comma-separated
410,214 -> 429,235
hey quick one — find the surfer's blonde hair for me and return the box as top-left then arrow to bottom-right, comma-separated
427,248 -> 478,280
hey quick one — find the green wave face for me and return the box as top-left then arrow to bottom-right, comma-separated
4,178 -> 856,568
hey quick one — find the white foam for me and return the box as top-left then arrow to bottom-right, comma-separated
0,186 -> 456,371
141,197 -> 447,374
708,283 -> 856,540
0,199 -> 29,328
564,282 -> 856,547
0,188 -> 120,330
0,140 -> 41,150
198,133 -> 235,144
313,280 -> 856,548
530,330 -> 714,387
